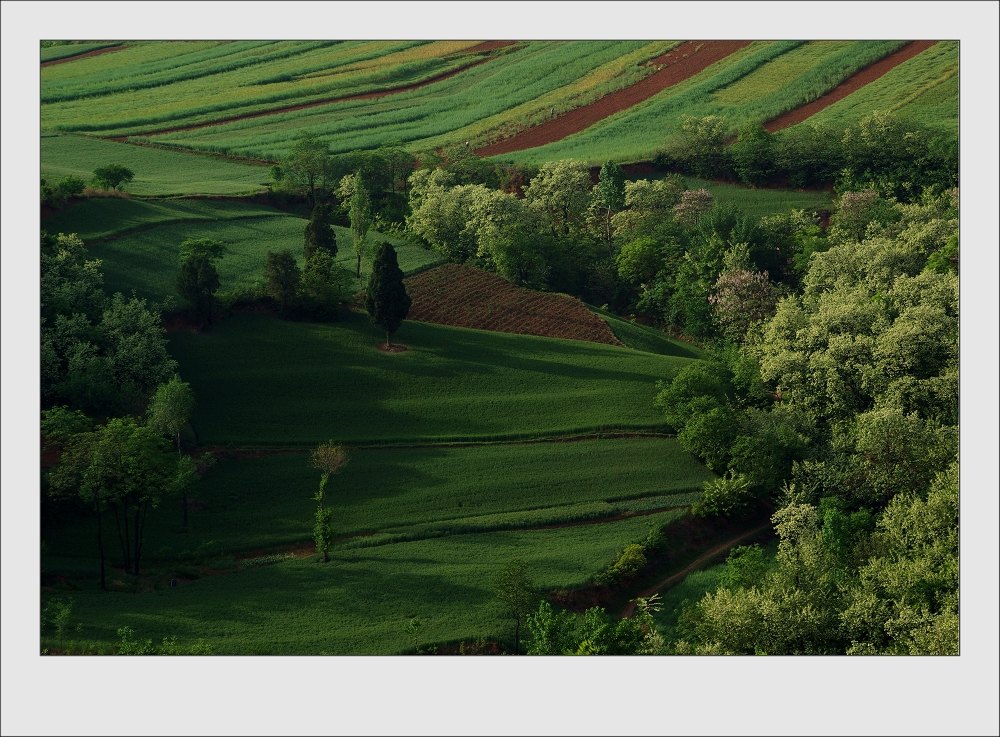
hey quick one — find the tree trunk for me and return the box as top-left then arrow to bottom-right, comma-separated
111,502 -> 129,573
386,331 -> 391,349
323,548 -> 330,564
605,206 -> 614,257
514,620 -> 520,655
95,493 -> 106,591
177,431 -> 188,528
133,501 -> 147,576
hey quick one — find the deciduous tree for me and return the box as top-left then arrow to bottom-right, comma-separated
264,250 -> 301,315
92,164 -> 134,191
311,442 -> 349,563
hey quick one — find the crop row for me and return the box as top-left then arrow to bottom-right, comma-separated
41,41 -> 491,134
141,41 -> 663,159
495,40 -> 912,164
805,40 -> 958,132
406,264 -> 622,345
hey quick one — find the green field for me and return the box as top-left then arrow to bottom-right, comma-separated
43,438 -> 711,563
684,176 -> 833,217
42,134 -> 270,196
141,41 -> 663,159
167,312 -> 692,445
44,198 -> 442,302
803,41 -> 958,132
40,41 -> 124,63
44,509 -> 684,655
496,40 -> 911,164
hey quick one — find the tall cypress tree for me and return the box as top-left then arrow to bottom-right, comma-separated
365,243 -> 411,348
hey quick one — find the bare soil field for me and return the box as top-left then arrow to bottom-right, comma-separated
405,263 -> 623,345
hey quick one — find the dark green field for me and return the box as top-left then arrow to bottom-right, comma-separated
167,312 -> 692,445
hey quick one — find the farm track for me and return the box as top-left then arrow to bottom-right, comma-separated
41,44 -> 127,67
116,45 -> 518,139
474,40 -> 752,157
764,40 -> 938,131
619,522 -> 772,617
197,431 -> 676,458
406,263 -> 623,346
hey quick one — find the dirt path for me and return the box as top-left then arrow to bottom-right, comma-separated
620,522 -> 771,617
764,40 -> 937,132
475,40 -> 751,157
121,47 -> 515,139
41,44 -> 127,67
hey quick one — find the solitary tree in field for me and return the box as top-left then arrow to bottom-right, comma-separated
304,202 -> 337,260
350,173 -> 373,278
312,442 -> 349,563
264,249 -> 301,315
92,164 -> 135,191
148,375 -> 196,526
365,243 -> 411,348
492,558 -> 538,654
177,238 -> 227,325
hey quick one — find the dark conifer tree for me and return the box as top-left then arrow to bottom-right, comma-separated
364,243 -> 411,348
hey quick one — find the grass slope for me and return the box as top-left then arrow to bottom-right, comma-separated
44,510 -> 682,655
43,438 -> 712,562
42,134 -> 270,196
45,198 -> 441,303
167,312 -> 691,445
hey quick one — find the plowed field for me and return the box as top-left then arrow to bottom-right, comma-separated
764,40 -> 937,131
405,264 -> 623,346
475,40 -> 751,156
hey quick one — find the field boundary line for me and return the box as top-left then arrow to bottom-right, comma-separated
763,40 -> 937,132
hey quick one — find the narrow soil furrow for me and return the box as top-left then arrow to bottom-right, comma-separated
41,44 -> 127,67
475,40 -> 752,157
194,431 -> 676,458
620,522 -> 772,617
115,49 -> 513,139
763,40 -> 937,132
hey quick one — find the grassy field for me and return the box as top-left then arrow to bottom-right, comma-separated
595,308 -> 707,359
684,176 -> 833,217
802,41 -> 958,133
496,40 -> 911,164
43,509 -> 684,655
40,41 -> 124,63
44,198 -> 442,302
43,437 -> 712,562
143,41 -> 660,159
42,134 -> 270,196
167,312 -> 691,445
40,41 -> 481,132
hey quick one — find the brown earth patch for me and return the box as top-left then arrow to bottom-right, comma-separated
404,263 -> 622,346
376,342 -> 409,353
764,40 -> 938,132
123,50 -> 513,139
461,41 -> 518,55
41,44 -> 127,67
475,40 -> 752,157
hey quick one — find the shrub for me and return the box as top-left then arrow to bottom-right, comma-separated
694,471 -> 755,518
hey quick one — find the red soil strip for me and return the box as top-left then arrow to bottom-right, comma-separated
462,41 -> 517,55
124,53 -> 506,139
405,263 -> 623,346
475,40 -> 752,157
764,40 -> 938,132
620,522 -> 772,617
41,44 -> 127,67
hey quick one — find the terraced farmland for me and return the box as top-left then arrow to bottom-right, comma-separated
406,263 -> 623,345
45,198 -> 442,302
42,134 -> 270,196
